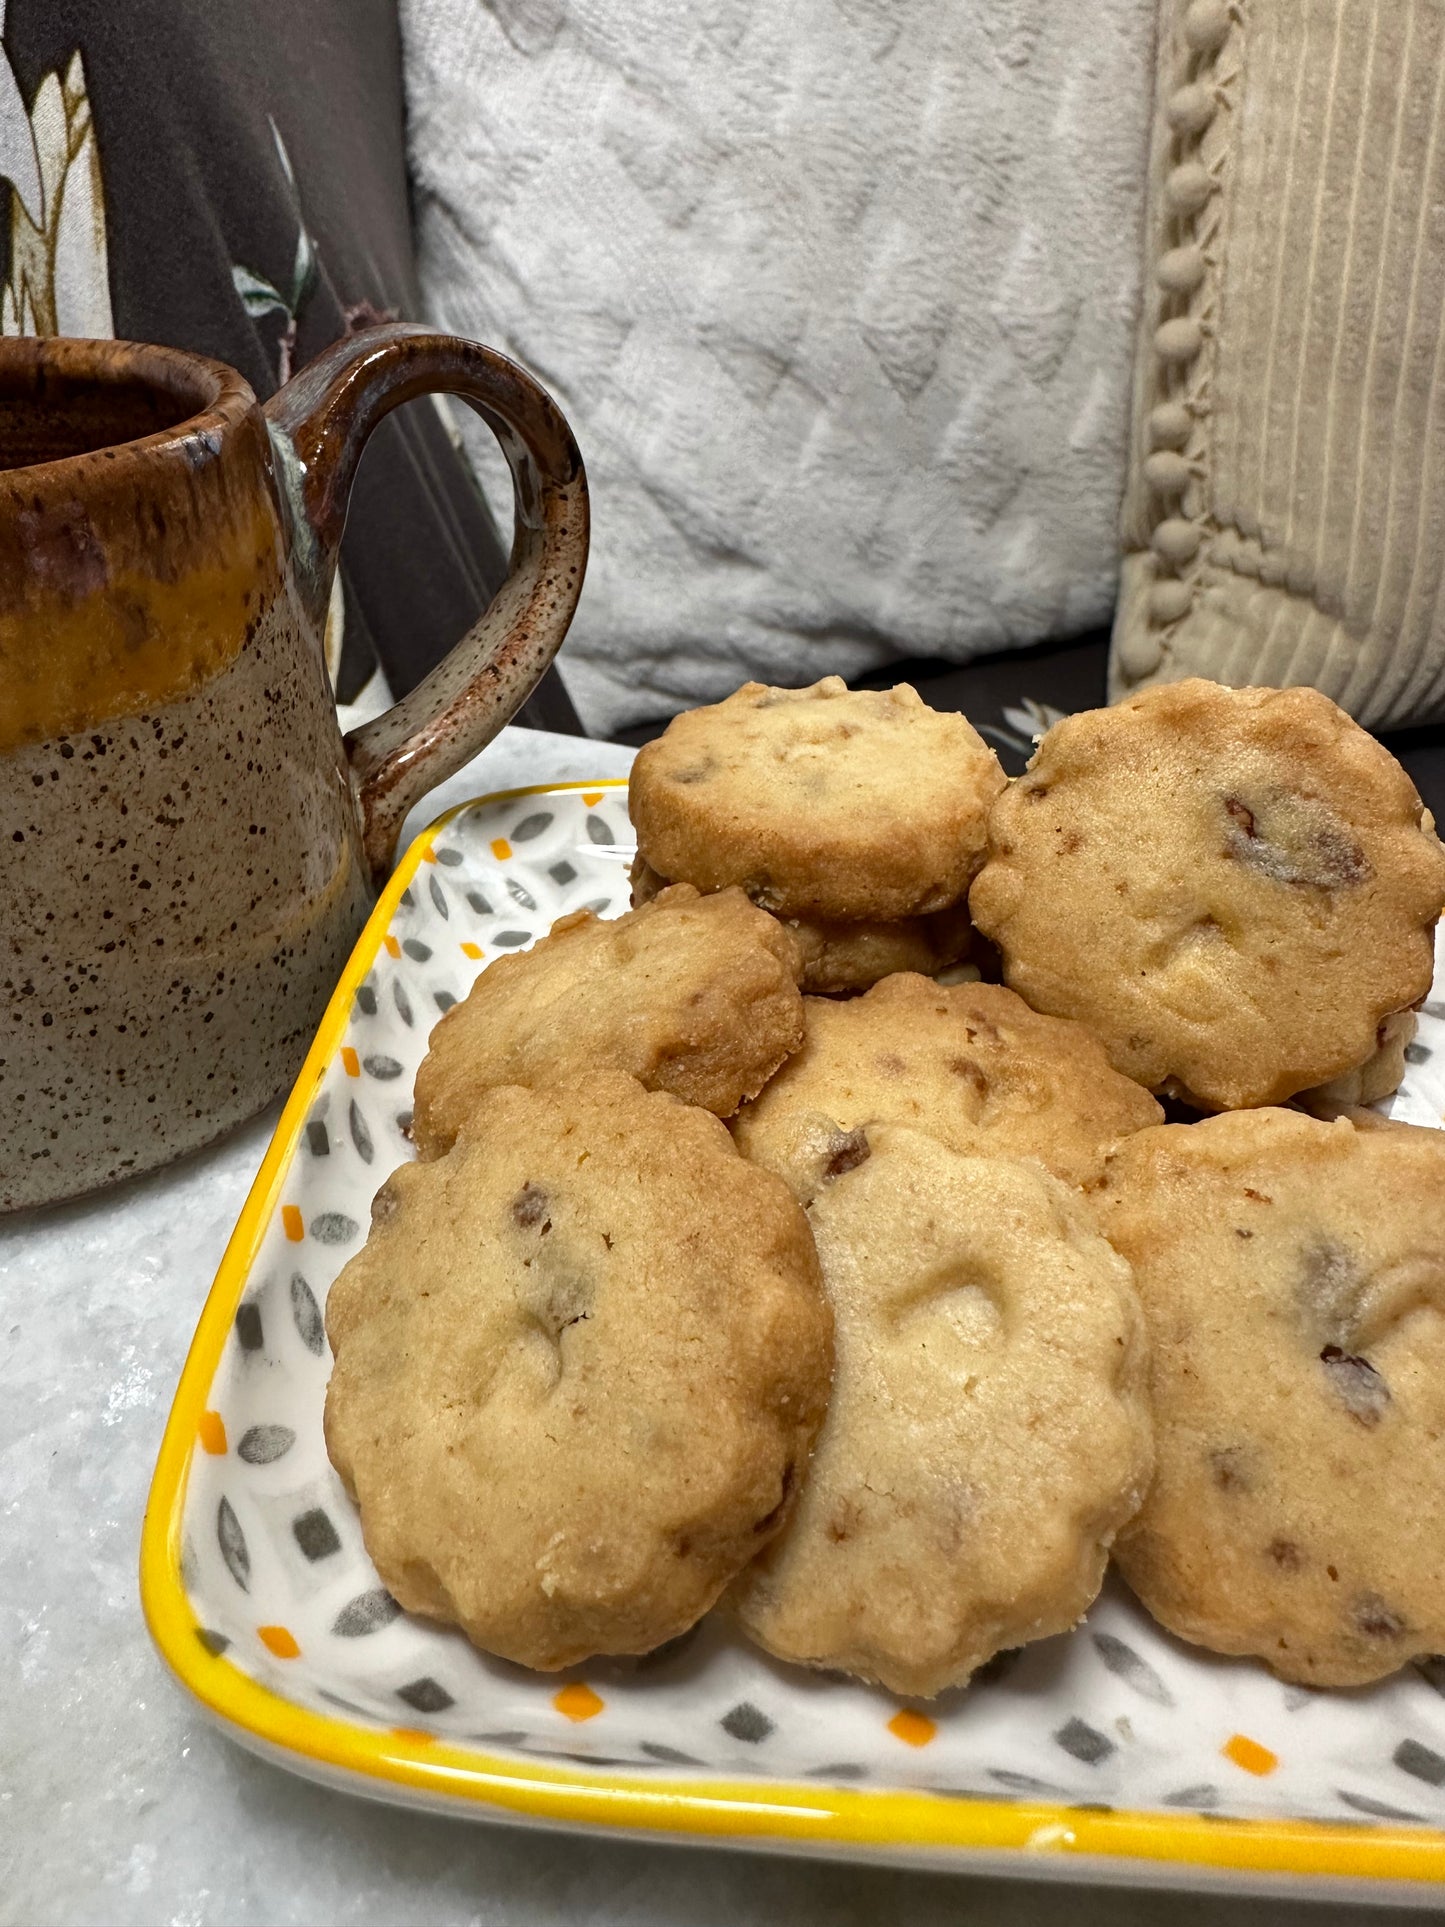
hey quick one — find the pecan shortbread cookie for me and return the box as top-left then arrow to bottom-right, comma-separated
411,883 -> 803,1160
1096,1108 -> 1445,1687
325,1073 -> 832,1671
732,975 -> 1161,1200
969,680 -> 1445,1111
731,1126 -> 1152,1697
629,677 -> 1006,923
630,856 -> 973,995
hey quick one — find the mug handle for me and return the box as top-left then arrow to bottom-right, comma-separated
263,323 -> 588,885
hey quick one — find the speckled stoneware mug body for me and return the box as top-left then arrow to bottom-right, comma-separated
0,330 -> 587,1211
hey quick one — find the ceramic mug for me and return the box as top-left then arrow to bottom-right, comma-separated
0,325 -> 587,1212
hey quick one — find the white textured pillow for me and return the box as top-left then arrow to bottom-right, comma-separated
402,0 -> 1154,734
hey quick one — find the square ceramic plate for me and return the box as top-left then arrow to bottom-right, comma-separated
143,780 -> 1445,1903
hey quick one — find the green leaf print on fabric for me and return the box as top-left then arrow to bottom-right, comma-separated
231,118 -> 319,382
231,262 -> 290,319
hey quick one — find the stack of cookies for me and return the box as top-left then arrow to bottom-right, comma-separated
325,674 -> 1445,1696
629,676 -> 1005,992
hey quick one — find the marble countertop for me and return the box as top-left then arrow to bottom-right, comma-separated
1,725 -> 1403,1925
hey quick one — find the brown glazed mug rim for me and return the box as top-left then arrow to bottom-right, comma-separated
0,334 -> 258,477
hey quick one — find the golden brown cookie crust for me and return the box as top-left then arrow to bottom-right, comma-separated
969,680 -> 1445,1110
629,677 -> 1006,921
411,883 -> 804,1160
732,974 -> 1162,1198
732,1127 -> 1152,1697
1295,1011 -> 1419,1118
325,1073 -> 833,1671
630,856 -> 973,994
1096,1108 -> 1445,1687
782,906 -> 974,995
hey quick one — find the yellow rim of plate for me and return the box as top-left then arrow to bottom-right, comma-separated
141,777 -> 1445,1889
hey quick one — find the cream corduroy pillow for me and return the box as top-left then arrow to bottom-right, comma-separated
1112,0 -> 1445,730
